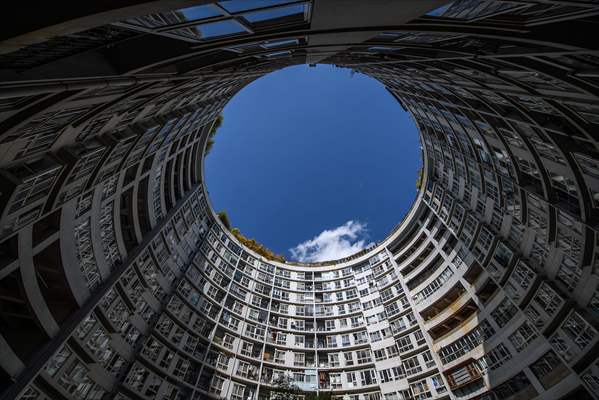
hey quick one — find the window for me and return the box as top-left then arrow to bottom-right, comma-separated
374,349 -> 387,361
391,317 -> 407,334
392,366 -> 405,380
236,361 -> 256,379
353,331 -> 368,344
509,322 -> 538,352
325,320 -> 335,331
294,352 -> 305,366
344,352 -> 354,366
245,324 -> 264,339
341,334 -> 350,346
217,353 -> 230,370
330,373 -> 342,389
209,375 -> 225,395
326,336 -> 337,348
370,331 -> 382,342
581,357 -> 599,394
397,334 -> 414,353
403,355 -> 422,376
561,311 -> 597,350
480,343 -> 512,371
509,261 -> 535,291
56,359 -> 95,399
18,386 -> 43,400
230,383 -> 246,400
276,332 -> 287,345
222,334 -> 234,349
273,350 -> 285,364
491,298 -> 518,328
493,242 -> 513,268
242,3 -> 306,23
431,374 -> 447,394
379,368 -> 393,383
240,341 -> 253,357
494,372 -> 535,399
346,371 -> 356,387
46,346 -> 72,377
412,266 -> 454,304
422,350 -> 436,368
357,350 -> 372,364
414,330 -> 426,346
329,353 -> 340,367
532,282 -> 564,316
410,378 -> 432,399
360,369 -> 377,386
530,351 -> 568,389
292,372 -> 305,385
292,319 -> 304,330
386,344 -> 399,358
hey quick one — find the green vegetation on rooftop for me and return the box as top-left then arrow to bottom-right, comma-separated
416,167 -> 423,189
217,210 -> 286,263
204,114 -> 224,156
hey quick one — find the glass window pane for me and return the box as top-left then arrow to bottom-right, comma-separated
261,38 -> 299,49
265,50 -> 291,58
200,20 -> 248,38
179,5 -> 222,20
426,3 -> 454,17
126,5 -> 222,28
243,4 -> 306,23
219,0 -> 298,13
171,20 -> 248,40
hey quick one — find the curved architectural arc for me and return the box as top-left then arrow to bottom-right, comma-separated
1,1 -> 599,400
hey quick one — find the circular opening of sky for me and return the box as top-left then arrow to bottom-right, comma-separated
205,64 -> 422,263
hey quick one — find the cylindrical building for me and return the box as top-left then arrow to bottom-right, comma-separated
1,1 -> 599,399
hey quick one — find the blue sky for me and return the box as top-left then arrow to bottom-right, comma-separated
205,64 -> 421,262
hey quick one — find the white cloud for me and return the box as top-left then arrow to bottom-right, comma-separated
289,220 -> 374,262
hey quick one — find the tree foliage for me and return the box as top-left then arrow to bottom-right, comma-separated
269,375 -> 331,400
231,227 -> 286,263
217,209 -> 286,262
415,167 -> 423,189
216,210 -> 231,230
270,374 -> 301,400
204,114 -> 224,156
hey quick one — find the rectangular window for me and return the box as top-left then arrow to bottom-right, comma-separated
329,353 -> 340,367
356,350 -> 372,364
491,297 -> 518,328
360,369 -> 377,386
530,351 -> 568,389
344,352 -> 354,366
294,352 -> 305,366
480,343 -> 512,371
509,322 -> 538,352
346,372 -> 356,387
402,355 -> 422,376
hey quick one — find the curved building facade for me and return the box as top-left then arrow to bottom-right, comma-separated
1,1 -> 599,399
